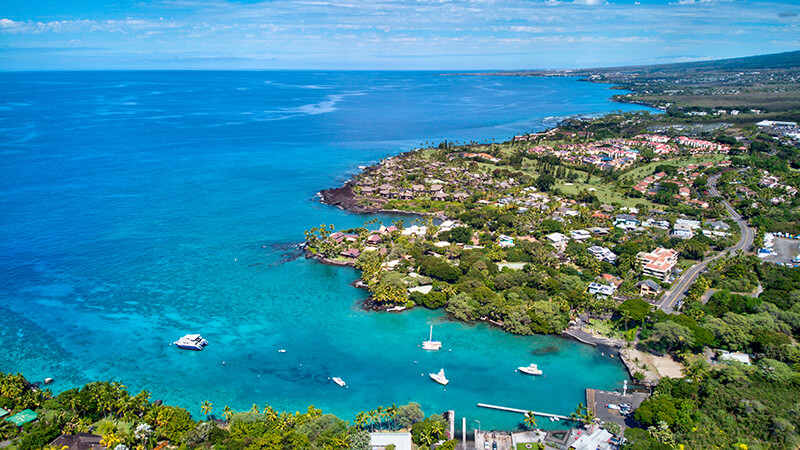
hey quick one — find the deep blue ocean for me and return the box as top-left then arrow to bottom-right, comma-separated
0,71 -> 649,431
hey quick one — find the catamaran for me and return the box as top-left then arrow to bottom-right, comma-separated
429,368 -> 449,385
518,363 -> 543,376
174,334 -> 208,351
332,377 -> 346,387
422,325 -> 442,350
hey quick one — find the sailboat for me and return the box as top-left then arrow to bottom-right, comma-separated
429,368 -> 449,385
422,325 -> 442,350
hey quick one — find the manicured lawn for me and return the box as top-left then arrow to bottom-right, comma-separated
623,155 -> 728,182
554,178 -> 656,208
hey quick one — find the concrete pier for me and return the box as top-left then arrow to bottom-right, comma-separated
477,403 -> 571,421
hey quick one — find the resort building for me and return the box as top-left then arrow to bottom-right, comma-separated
637,248 -> 679,281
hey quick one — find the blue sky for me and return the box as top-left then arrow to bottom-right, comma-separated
1,0 -> 798,70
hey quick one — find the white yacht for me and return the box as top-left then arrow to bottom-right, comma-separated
174,334 -> 208,351
429,369 -> 449,385
422,325 -> 442,351
518,363 -> 543,376
332,377 -> 346,387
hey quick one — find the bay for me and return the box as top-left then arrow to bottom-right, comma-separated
0,71 -> 648,431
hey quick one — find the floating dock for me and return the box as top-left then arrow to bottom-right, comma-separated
477,403 -> 571,421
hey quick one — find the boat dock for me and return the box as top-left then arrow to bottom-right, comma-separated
477,403 -> 571,421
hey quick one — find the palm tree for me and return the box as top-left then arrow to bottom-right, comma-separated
222,405 -> 234,421
376,406 -> 386,430
250,404 -> 260,414
355,411 -> 368,430
524,411 -> 538,430
201,401 -> 213,419
306,405 -> 322,420
387,404 -> 399,430
368,409 -> 380,432
570,402 -> 585,423
263,404 -> 278,422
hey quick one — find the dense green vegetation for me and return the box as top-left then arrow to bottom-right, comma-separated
0,373 -> 447,449
629,361 -> 800,449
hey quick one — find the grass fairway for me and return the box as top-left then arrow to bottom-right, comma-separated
623,154 -> 728,181
554,177 -> 656,208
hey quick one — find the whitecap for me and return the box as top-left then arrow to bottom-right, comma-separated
288,92 -> 365,117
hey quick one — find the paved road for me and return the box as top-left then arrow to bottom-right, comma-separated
657,172 -> 755,313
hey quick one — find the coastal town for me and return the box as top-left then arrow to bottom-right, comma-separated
302,106 -> 800,448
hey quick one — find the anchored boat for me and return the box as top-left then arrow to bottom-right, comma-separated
422,325 -> 442,351
429,368 -> 449,385
332,377 -> 346,387
518,363 -> 543,376
174,334 -> 208,351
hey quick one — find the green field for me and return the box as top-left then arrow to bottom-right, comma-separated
623,154 -> 728,182
554,177 -> 656,208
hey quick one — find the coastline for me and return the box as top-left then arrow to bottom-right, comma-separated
318,183 -> 447,220
310,119 -> 649,386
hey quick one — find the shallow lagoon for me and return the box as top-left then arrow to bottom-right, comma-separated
0,71 -> 644,431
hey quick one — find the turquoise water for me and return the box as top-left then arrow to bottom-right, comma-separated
0,71 -> 646,431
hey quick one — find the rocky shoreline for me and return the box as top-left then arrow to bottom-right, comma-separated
319,183 -> 446,220
318,183 -> 376,214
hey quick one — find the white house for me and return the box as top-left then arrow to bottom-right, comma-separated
570,229 -> 592,241
546,232 -> 569,246
588,282 -> 615,297
587,245 -> 618,263
675,218 -> 701,229
671,223 -> 695,239
370,432 -> 413,450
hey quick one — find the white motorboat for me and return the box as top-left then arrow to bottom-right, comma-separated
174,334 -> 208,351
422,325 -> 442,351
429,368 -> 449,385
518,363 -> 543,376
332,377 -> 346,387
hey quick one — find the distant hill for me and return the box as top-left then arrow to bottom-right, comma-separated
596,49 -> 800,73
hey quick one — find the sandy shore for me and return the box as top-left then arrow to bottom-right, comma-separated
620,347 -> 684,384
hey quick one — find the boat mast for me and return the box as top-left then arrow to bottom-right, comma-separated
429,325 -> 433,341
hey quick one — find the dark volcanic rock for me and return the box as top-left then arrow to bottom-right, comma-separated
319,184 -> 375,213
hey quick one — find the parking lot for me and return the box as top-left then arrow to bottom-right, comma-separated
763,237 -> 800,264
474,430 -> 513,450
587,389 -> 649,430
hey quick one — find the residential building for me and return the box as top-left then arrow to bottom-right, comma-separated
614,214 -> 640,230
588,282 -> 615,297
498,235 -> 515,248
636,279 -> 662,298
587,245 -> 618,263
675,218 -> 701,229
637,248 -> 679,281
570,229 -> 592,241
671,223 -> 695,239
546,232 -> 569,246
719,350 -> 752,365
643,218 -> 670,229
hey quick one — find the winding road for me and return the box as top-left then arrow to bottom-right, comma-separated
656,172 -> 755,313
